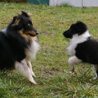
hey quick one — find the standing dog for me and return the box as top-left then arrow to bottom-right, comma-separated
63,21 -> 98,79
1,11 -> 40,84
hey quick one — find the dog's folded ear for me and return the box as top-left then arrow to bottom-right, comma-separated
76,21 -> 83,27
12,16 -> 23,27
21,11 -> 29,17
13,16 -> 17,21
76,21 -> 87,29
75,21 -> 88,35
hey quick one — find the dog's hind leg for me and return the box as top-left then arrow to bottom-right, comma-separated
68,56 -> 81,74
93,65 -> 98,79
27,61 -> 36,77
15,60 -> 37,84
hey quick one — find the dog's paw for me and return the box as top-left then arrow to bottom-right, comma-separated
32,74 -> 37,78
69,71 -> 77,74
31,72 -> 37,77
30,81 -> 37,85
93,76 -> 98,80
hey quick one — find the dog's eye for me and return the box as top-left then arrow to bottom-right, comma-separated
28,24 -> 31,27
28,24 -> 30,27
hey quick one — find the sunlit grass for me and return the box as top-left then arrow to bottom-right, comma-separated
0,2 -> 98,97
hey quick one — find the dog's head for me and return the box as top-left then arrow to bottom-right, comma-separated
63,21 -> 88,39
9,11 -> 38,37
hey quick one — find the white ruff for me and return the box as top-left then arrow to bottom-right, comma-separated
67,30 -> 91,56
26,40 -> 40,60
1,28 -> 7,34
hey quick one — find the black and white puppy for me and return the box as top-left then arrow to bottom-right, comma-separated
1,11 -> 40,84
63,21 -> 98,79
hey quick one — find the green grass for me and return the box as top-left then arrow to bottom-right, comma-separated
0,2 -> 98,98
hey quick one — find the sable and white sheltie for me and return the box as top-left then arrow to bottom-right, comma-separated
0,11 -> 40,84
63,21 -> 98,79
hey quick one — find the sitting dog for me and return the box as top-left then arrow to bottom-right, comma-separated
63,21 -> 98,79
1,11 -> 40,84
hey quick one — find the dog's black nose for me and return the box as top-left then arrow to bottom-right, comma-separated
36,32 -> 39,35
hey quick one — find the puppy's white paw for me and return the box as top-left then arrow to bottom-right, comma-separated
69,71 -> 77,74
93,76 -> 98,80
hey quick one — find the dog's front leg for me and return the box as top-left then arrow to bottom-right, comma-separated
15,60 -> 37,84
27,61 -> 36,77
68,56 -> 81,74
93,65 -> 98,79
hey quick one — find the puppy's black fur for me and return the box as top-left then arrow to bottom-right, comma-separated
63,21 -> 88,38
63,21 -> 98,78
76,39 -> 98,64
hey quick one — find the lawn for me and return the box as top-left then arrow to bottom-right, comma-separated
0,2 -> 98,98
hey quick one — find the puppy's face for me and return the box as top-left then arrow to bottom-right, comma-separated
11,11 -> 38,37
63,21 -> 88,39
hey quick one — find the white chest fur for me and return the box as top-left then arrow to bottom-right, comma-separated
26,40 -> 40,60
67,30 -> 91,56
1,27 -> 7,34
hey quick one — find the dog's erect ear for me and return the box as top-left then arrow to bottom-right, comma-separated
21,11 -> 29,17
